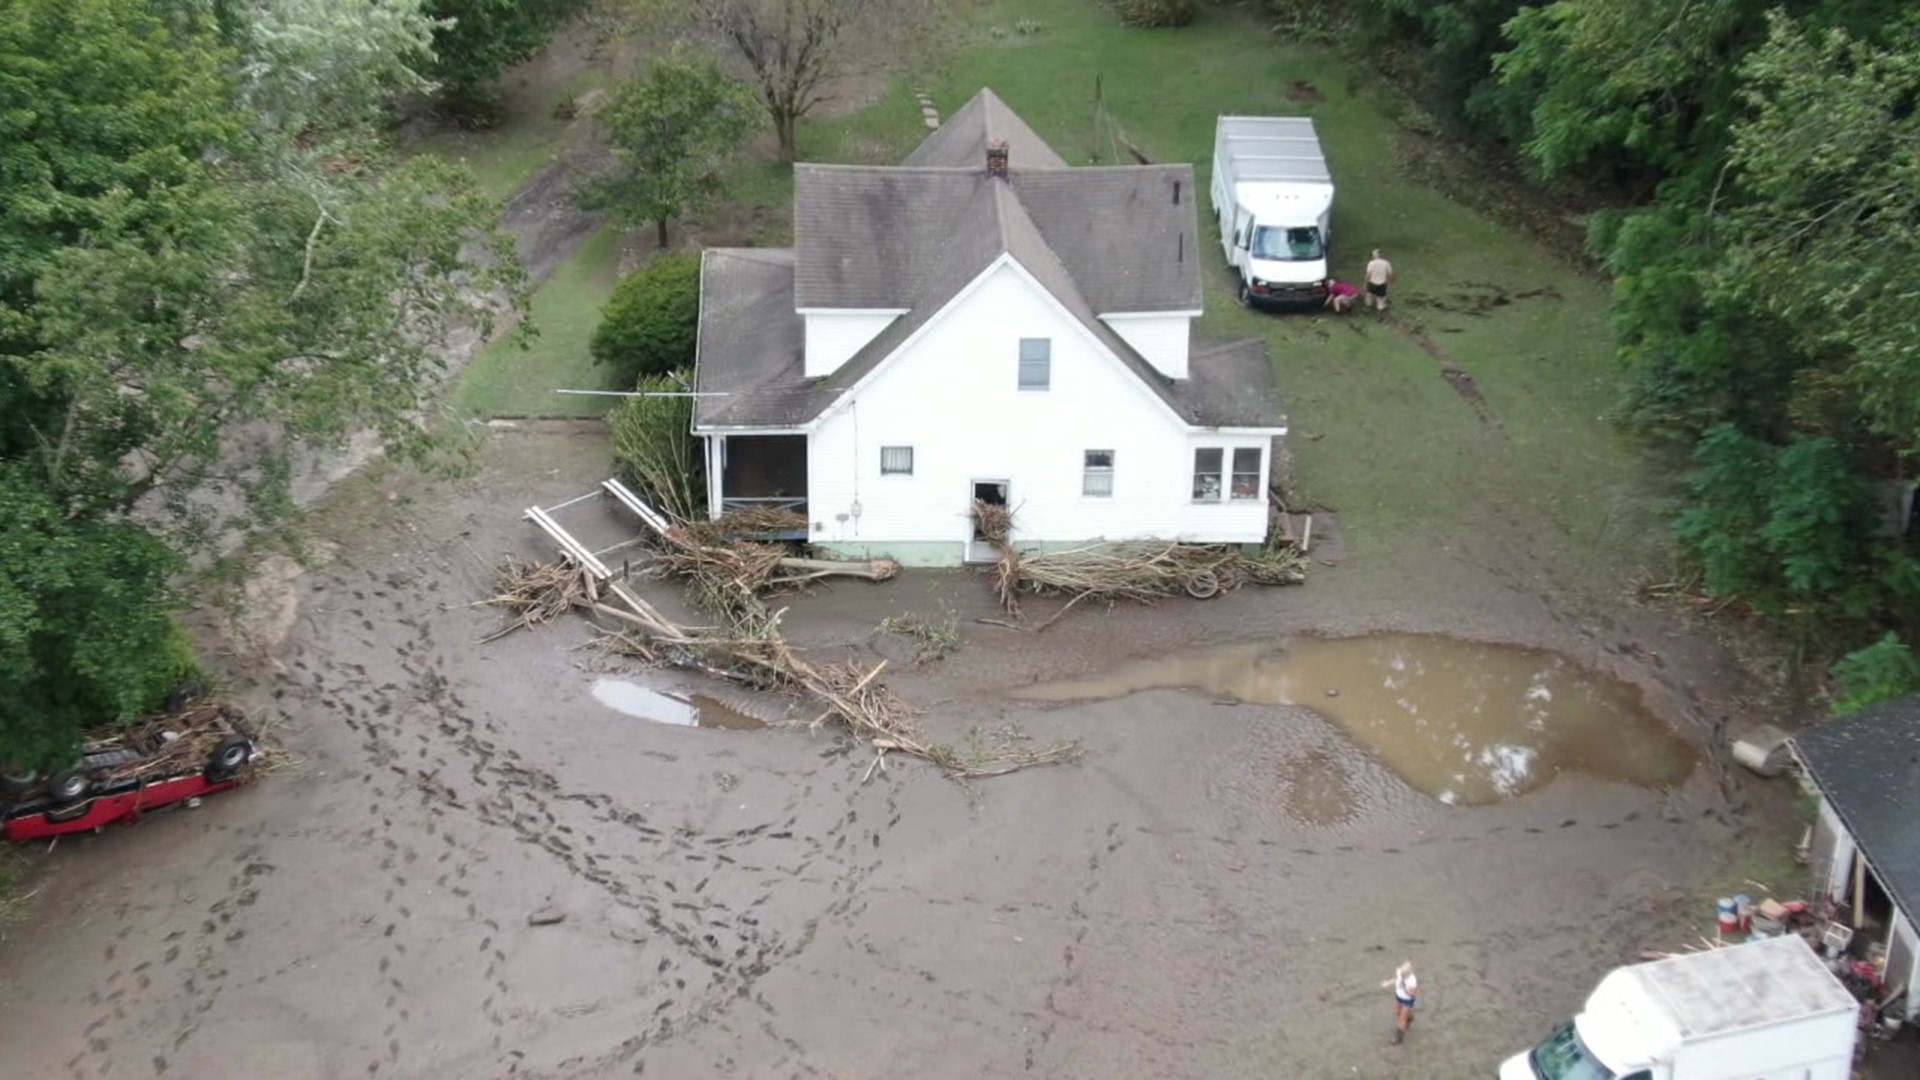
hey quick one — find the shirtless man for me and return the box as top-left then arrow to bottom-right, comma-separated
1364,249 -> 1395,311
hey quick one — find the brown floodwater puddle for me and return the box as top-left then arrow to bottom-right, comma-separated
1016,634 -> 1696,805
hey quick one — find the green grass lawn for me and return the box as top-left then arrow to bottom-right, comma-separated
453,226 -> 625,418
411,63 -> 606,204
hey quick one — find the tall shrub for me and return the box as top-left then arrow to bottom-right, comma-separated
590,253 -> 701,387
608,373 -> 704,521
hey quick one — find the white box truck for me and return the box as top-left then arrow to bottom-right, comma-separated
1210,115 -> 1333,309
1499,935 -> 1858,1080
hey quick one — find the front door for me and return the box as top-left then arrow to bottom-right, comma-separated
966,479 -> 1009,563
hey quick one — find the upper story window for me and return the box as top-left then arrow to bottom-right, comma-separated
1083,450 -> 1114,497
880,446 -> 913,475
1018,338 -> 1051,391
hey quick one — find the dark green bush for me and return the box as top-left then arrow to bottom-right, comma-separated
1111,0 -> 1199,29
590,253 -> 701,386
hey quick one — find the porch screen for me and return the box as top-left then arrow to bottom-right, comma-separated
880,446 -> 914,475
1083,450 -> 1114,497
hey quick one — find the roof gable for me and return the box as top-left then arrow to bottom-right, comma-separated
900,87 -> 1068,170
1793,696 -> 1920,921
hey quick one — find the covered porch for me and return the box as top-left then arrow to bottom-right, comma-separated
703,433 -> 808,539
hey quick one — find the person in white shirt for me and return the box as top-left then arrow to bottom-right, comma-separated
1382,959 -> 1419,1044
1364,249 -> 1396,311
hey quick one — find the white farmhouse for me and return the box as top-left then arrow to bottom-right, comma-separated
692,88 -> 1288,565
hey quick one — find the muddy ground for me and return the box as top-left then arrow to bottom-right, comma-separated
0,423 -> 1827,1079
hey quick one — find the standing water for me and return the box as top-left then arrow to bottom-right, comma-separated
590,679 -> 766,730
1017,634 -> 1695,804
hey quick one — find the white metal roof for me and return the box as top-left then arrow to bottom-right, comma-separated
1216,116 -> 1330,185
1626,936 -> 1856,1039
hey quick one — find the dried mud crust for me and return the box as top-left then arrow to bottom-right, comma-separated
0,425 -> 1799,1080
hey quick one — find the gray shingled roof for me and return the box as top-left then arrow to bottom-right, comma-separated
694,87 -> 1282,432
900,87 -> 1068,170
1792,696 -> 1920,923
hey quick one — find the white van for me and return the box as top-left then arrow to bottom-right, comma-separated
1500,936 -> 1858,1080
1210,116 -> 1334,309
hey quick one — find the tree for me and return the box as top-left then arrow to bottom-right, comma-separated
0,466 -> 193,771
580,50 -> 758,247
237,0 -> 444,137
638,0 -> 947,162
1830,634 -> 1920,716
425,0 -> 584,111
1716,14 -> 1920,455
591,253 -> 702,385
0,0 -> 523,765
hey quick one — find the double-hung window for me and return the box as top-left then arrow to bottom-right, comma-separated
1230,447 -> 1262,500
1192,447 -> 1263,502
1192,448 -> 1223,501
1083,450 -> 1114,497
1018,338 -> 1051,391
880,446 -> 914,476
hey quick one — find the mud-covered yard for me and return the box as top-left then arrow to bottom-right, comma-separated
0,424 -> 1804,1079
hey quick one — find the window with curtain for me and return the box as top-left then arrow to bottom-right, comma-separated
880,446 -> 913,475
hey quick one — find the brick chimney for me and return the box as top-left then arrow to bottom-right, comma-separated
985,137 -> 1009,180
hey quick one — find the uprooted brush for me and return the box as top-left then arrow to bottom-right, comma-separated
992,541 -> 1307,621
485,506 -> 1068,778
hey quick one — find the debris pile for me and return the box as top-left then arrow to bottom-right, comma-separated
971,500 -> 1308,626
94,701 -> 256,785
489,488 -> 1072,779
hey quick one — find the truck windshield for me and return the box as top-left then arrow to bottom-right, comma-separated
1529,1023 -> 1615,1080
1250,225 -> 1324,262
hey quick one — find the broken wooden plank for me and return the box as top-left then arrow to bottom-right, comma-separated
600,477 -> 672,537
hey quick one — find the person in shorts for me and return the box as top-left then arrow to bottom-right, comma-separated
1382,959 -> 1419,1044
1365,249 -> 1395,311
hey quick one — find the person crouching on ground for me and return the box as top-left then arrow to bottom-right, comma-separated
1365,248 -> 1395,311
1383,959 -> 1419,1044
1325,278 -> 1359,314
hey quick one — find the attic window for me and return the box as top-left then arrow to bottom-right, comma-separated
1018,338 -> 1051,391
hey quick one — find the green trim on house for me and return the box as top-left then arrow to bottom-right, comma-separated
814,541 -> 968,567
814,538 -> 1252,568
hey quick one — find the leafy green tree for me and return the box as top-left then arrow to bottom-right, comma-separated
1830,633 -> 1920,716
0,466 -> 192,771
581,50 -> 758,247
591,253 -> 702,386
1718,14 -> 1920,454
425,0 -> 583,111
239,0 -> 443,137
0,0 -> 523,765
1674,426 -> 1892,618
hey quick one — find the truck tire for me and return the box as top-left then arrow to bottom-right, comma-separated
49,767 -> 93,804
205,737 -> 253,781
